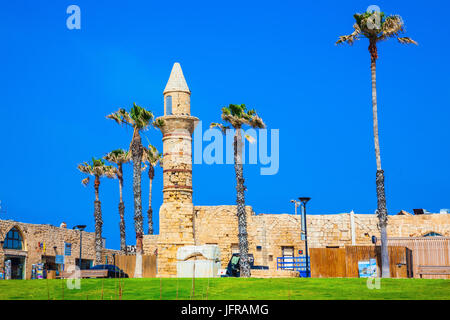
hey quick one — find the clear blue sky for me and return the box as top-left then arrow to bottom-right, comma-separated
1,1 -> 449,249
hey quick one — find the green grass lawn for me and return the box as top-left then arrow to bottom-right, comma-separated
0,278 -> 448,300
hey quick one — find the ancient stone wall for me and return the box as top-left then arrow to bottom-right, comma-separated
192,206 -> 305,270
308,213 -> 450,248
146,206 -> 450,273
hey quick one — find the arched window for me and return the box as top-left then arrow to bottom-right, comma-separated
3,227 -> 24,250
423,232 -> 443,237
165,95 -> 172,115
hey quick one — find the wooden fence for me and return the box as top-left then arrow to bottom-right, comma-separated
377,237 -> 450,279
310,246 -> 412,278
114,254 -> 157,278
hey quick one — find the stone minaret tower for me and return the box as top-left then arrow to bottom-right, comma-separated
156,63 -> 199,276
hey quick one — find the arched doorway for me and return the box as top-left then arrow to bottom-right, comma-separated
2,227 -> 26,279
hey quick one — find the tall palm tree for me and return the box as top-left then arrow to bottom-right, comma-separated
337,10 -> 417,278
77,158 -> 116,265
107,103 -> 163,278
142,144 -> 162,235
211,104 -> 265,277
104,149 -> 130,254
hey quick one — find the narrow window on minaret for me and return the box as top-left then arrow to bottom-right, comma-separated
166,96 -> 173,115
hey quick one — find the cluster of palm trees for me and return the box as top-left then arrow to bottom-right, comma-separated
76,9 -> 415,280
77,101 -> 266,278
78,103 -> 163,277
337,10 -> 416,277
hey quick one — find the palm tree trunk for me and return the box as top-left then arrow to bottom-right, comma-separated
376,170 -> 389,278
234,128 -> 250,278
94,175 -> 103,265
118,164 -> 127,254
370,41 -> 390,278
131,128 -> 144,278
147,165 -> 154,235
118,201 -> 126,254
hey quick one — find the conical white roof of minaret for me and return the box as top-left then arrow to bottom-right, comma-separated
163,62 -> 190,94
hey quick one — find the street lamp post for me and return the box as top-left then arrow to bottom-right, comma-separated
290,200 -> 301,215
73,225 -> 86,269
299,197 -> 311,277
0,241 -> 4,279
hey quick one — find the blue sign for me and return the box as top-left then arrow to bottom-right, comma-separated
55,255 -> 65,265
358,258 -> 377,278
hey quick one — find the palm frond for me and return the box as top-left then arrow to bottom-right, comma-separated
217,103 -> 265,130
81,177 -> 90,186
381,15 -> 404,38
210,122 -> 230,134
143,144 -> 162,166
221,106 -> 231,116
244,134 -> 256,144
105,166 -> 118,179
248,115 -> 266,129
153,118 -> 165,129
106,108 -> 133,126
229,104 -> 245,117
77,162 -> 93,175
119,108 -> 133,124
398,37 -> 418,45
221,113 -> 245,128
336,23 -> 361,45
106,112 -> 123,125
78,157 -> 117,179
130,103 -> 154,129
104,149 -> 130,165
354,12 -> 383,37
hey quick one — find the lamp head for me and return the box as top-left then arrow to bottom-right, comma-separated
74,225 -> 87,231
298,197 -> 311,205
